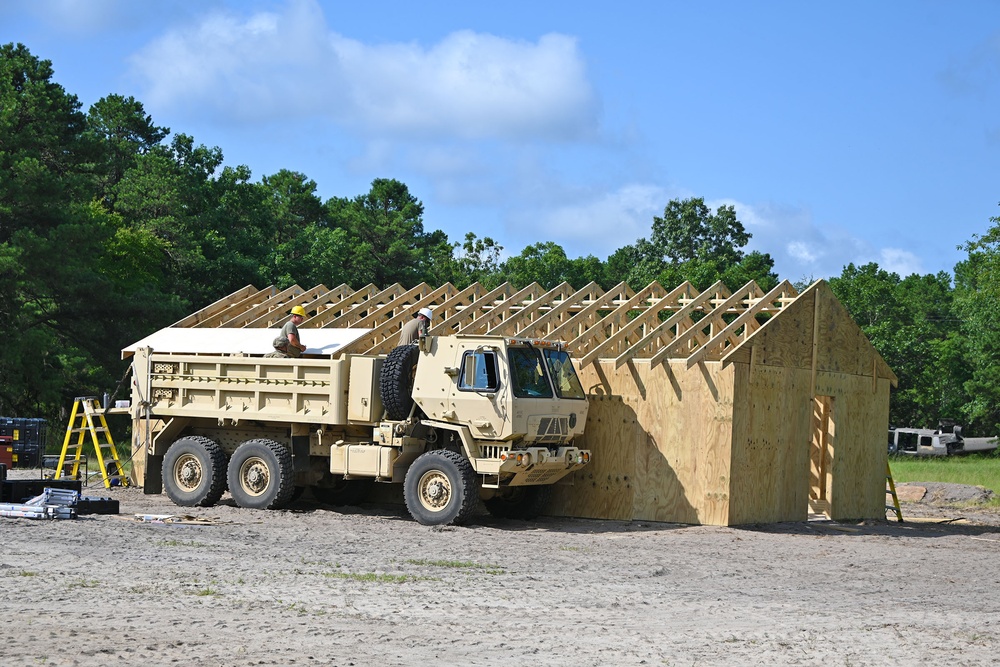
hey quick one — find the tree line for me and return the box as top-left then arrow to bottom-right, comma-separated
2,43 -> 998,439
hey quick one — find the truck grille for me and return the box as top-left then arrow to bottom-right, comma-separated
535,417 -> 568,443
480,444 -> 510,460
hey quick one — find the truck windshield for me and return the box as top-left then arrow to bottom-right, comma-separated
508,347 -> 554,398
542,349 -> 586,399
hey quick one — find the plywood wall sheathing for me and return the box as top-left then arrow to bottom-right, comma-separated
720,281 -> 896,386
728,364 -> 814,524
551,358 -> 736,525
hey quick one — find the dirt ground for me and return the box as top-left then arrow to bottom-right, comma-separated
3,472 -> 1000,667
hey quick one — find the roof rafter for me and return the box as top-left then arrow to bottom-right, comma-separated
163,280 -> 825,368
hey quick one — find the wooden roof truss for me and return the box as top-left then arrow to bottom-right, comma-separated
176,280 -> 802,368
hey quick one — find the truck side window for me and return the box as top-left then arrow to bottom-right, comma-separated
458,350 -> 499,392
508,347 -> 554,399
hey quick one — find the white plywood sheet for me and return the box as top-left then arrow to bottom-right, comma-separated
122,327 -> 371,359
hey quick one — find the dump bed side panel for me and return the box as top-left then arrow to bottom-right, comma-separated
135,352 -> 355,425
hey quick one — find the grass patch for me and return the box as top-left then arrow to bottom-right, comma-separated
323,571 -> 424,583
890,453 -> 1000,501
405,558 -> 505,574
156,539 -> 206,548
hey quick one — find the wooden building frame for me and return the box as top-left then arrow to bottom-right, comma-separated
151,279 -> 897,525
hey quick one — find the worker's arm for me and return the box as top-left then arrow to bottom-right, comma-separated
287,331 -> 305,353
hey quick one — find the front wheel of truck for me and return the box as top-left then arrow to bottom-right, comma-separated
227,439 -> 295,510
404,450 -> 479,526
162,436 -> 228,507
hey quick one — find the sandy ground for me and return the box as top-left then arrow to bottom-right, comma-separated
2,472 -> 1000,667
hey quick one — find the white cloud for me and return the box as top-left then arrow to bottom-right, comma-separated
708,198 -> 924,280
530,184 -> 671,258
879,248 -> 923,277
129,0 -> 598,140
786,241 -> 817,264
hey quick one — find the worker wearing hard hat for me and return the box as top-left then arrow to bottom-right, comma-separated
268,305 -> 308,358
398,307 -> 433,346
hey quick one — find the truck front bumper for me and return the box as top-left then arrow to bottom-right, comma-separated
476,446 -> 591,487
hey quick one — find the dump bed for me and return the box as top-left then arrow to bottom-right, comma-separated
130,348 -> 383,426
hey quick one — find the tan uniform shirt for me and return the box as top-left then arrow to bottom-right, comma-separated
398,317 -> 427,346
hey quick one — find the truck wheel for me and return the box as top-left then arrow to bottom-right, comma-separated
404,450 -> 479,526
227,439 -> 295,510
380,344 -> 420,420
484,485 -> 552,520
162,436 -> 227,507
314,476 -> 373,506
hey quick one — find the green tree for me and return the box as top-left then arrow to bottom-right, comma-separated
500,242 -> 605,290
0,43 -> 119,416
0,43 -> 94,242
87,94 -> 168,203
607,197 -> 777,291
954,218 -> 1000,434
830,263 -> 968,430
328,178 -> 450,287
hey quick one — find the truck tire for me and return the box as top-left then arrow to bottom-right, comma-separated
404,449 -> 479,526
314,476 -> 373,506
484,485 -> 552,520
162,436 -> 228,507
380,344 -> 420,420
227,439 -> 295,510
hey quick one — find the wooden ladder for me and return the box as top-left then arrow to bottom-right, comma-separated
885,461 -> 902,522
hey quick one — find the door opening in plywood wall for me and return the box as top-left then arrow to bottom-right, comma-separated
809,395 -> 834,517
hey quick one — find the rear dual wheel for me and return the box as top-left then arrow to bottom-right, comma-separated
162,436 -> 227,507
227,439 -> 295,510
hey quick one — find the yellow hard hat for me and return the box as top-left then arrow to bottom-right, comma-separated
290,305 -> 307,317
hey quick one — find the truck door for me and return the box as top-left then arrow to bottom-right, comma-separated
446,346 -> 507,440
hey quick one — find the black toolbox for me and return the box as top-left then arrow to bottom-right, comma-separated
1,478 -> 82,503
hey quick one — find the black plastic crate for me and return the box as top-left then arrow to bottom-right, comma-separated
76,497 -> 120,515
0,417 -> 48,468
1,478 -> 81,503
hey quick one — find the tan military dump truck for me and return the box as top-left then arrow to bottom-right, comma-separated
126,334 -> 591,525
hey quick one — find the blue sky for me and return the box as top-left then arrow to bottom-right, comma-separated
3,0 -> 999,282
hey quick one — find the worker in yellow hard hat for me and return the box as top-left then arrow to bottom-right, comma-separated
273,305 -> 307,357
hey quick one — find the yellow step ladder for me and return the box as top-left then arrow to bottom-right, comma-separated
886,461 -> 902,522
55,397 -> 130,489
